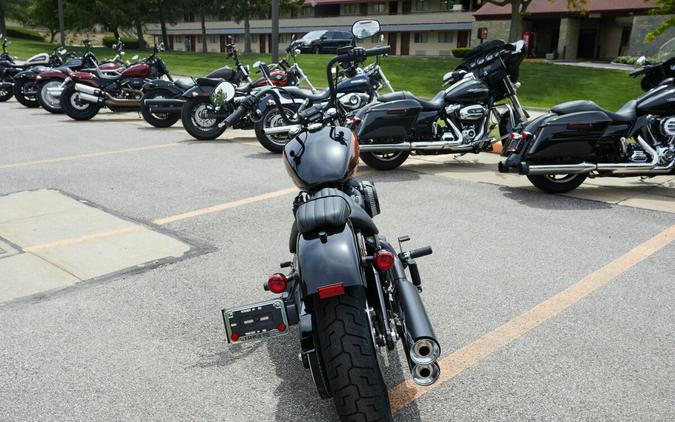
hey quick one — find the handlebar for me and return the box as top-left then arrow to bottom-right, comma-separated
407,246 -> 433,259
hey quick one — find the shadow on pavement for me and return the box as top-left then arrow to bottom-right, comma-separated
499,186 -> 613,210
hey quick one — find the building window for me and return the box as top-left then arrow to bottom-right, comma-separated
343,4 -> 359,15
438,31 -> 454,43
414,32 -> 428,43
209,35 -> 218,44
415,0 -> 430,11
371,2 -> 386,13
302,6 -> 314,17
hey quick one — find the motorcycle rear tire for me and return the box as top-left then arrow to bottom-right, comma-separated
37,80 -> 63,114
527,174 -> 587,193
60,84 -> 101,121
181,97 -> 227,140
13,79 -> 39,108
0,77 -> 13,102
360,151 -> 410,171
141,89 -> 181,128
314,286 -> 392,422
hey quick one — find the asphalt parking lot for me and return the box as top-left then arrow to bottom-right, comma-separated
1,98 -> 674,421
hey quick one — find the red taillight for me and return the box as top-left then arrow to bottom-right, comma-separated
374,250 -> 395,271
510,132 -> 522,141
277,324 -> 286,332
318,283 -> 345,299
267,273 -> 288,294
230,333 -> 239,342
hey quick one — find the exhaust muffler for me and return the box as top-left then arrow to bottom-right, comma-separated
359,139 -> 475,153
74,83 -> 101,96
77,92 -> 104,105
0,81 -> 13,89
411,362 -> 441,386
263,124 -> 302,135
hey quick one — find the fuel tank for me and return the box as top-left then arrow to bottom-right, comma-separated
444,77 -> 489,103
121,63 -> 150,77
205,66 -> 234,80
637,84 -> 675,115
283,126 -> 358,190
337,74 -> 370,94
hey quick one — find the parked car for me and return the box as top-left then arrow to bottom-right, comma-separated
291,30 -> 353,54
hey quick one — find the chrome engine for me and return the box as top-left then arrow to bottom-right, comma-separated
659,117 -> 675,137
444,104 -> 488,142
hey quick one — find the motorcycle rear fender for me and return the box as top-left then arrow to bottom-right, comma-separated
69,72 -> 100,87
142,79 -> 182,95
182,84 -> 213,99
38,69 -> 67,80
296,224 -> 364,297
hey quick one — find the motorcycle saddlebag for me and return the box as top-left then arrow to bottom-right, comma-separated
355,99 -> 421,140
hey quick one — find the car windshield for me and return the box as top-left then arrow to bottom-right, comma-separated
301,30 -> 326,41
657,36 -> 675,62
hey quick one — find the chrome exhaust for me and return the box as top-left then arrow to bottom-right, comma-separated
359,139 -> 475,153
0,81 -> 13,89
263,124 -> 301,135
409,338 -> 441,366
411,362 -> 441,386
77,92 -> 104,105
74,83 -> 101,96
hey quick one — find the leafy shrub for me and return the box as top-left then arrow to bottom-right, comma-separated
452,48 -> 472,58
102,36 -> 140,49
6,26 -> 44,41
613,55 -> 656,65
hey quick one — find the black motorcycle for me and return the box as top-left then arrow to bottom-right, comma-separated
356,39 -> 527,170
0,35 -> 61,103
499,81 -> 675,193
12,47 -> 69,108
141,38 -> 252,128
220,20 -> 440,422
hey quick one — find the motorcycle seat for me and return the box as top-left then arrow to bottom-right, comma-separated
196,77 -> 224,87
281,86 -> 330,102
294,188 -> 378,236
551,100 -> 636,123
378,90 -> 445,110
175,79 -> 194,90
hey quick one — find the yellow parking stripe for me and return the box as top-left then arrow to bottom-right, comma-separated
389,223 -> 675,413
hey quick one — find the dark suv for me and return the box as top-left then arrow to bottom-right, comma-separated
291,30 -> 354,54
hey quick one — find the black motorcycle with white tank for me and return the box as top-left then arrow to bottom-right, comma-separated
220,20 -> 440,422
357,39 -> 527,170
499,81 -> 675,193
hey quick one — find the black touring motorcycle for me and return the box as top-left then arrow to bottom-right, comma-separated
499,38 -> 675,193
221,21 -> 440,422
357,38 -> 527,170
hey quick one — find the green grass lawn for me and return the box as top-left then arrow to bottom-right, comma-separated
7,38 -> 642,110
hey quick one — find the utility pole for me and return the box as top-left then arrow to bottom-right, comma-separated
271,0 -> 279,63
57,0 -> 65,47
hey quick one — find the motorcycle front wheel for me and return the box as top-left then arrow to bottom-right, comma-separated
0,77 -> 13,102
314,286 -> 392,422
141,89 -> 181,128
254,104 -> 298,153
181,97 -> 227,140
13,78 -> 39,108
527,174 -> 587,193
60,83 -> 101,120
360,151 -> 410,171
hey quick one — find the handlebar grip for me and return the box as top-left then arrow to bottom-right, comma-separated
365,46 -> 391,57
408,246 -> 432,259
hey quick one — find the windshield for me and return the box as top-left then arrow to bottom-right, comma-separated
301,30 -> 326,41
657,36 -> 675,62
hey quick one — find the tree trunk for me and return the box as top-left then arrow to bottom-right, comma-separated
200,9 -> 207,53
135,20 -> 146,49
112,26 -> 121,41
50,30 -> 57,43
0,2 -> 6,37
508,0 -> 523,42
159,8 -> 169,50
244,14 -> 251,53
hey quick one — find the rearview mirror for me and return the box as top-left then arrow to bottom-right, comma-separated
636,56 -> 646,66
294,49 -> 301,56
58,47 -> 67,55
212,81 -> 235,106
352,20 -> 381,40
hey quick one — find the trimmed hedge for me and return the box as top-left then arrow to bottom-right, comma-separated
613,55 -> 656,65
6,26 -> 44,41
102,35 -> 140,49
452,47 -> 471,58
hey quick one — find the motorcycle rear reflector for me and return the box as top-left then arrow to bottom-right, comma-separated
386,108 -> 407,115
374,250 -> 395,271
318,283 -> 345,299
567,123 -> 595,130
230,333 -> 239,342
266,273 -> 288,294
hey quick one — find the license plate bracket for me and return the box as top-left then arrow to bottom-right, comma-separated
222,298 -> 289,344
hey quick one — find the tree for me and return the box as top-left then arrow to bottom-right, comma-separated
224,0 -> 300,53
646,0 -> 674,42
484,0 -> 586,42
1,0 -> 29,36
23,0 -> 74,42
147,0 -> 183,50
187,0 -> 220,53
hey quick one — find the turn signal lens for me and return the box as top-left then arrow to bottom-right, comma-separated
374,250 -> 395,271
267,273 -> 288,294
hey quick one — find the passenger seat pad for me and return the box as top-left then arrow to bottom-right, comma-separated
295,194 -> 350,234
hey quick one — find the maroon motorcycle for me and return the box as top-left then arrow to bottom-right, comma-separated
60,44 -> 170,120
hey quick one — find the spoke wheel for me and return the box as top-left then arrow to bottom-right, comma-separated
527,174 -> 588,193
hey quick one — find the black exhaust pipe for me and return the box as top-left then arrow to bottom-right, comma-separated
397,279 -> 441,364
